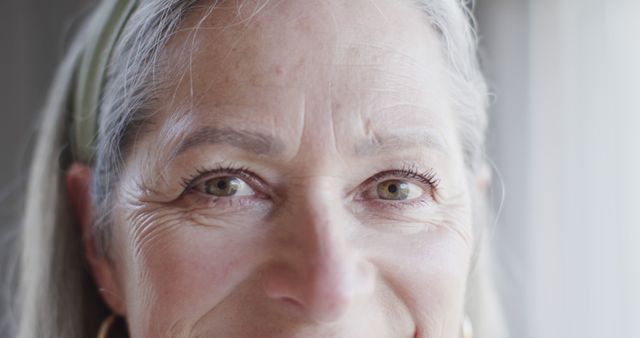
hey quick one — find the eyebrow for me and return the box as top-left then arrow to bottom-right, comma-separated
170,126 -> 285,160
170,126 -> 448,160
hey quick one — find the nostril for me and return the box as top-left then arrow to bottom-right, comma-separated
262,266 -> 306,311
278,296 -> 304,312
262,266 -> 351,323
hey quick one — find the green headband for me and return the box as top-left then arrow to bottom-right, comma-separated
72,0 -> 138,163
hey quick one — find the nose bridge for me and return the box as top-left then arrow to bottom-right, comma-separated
299,188 -> 352,279
262,177 -> 375,323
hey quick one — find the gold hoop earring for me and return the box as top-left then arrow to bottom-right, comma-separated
97,314 -> 116,338
462,314 -> 474,338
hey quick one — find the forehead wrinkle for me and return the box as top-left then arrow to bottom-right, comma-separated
336,41 -> 434,72
333,47 -> 441,96
354,129 -> 449,157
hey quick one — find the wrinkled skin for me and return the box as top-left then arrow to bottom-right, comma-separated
67,0 -> 477,337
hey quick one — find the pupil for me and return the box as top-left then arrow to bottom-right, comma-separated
217,180 -> 227,190
387,184 -> 398,194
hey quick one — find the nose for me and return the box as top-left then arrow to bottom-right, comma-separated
261,188 -> 375,323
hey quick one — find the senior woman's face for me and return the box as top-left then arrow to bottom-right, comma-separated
88,0 -> 475,337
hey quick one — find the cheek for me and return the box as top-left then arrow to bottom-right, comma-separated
371,228 -> 471,324
118,211 -> 268,337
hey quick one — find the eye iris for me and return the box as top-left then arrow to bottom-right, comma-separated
204,177 -> 240,196
377,180 -> 410,200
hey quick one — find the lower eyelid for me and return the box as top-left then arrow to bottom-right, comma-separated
179,198 -> 274,225
182,192 -> 270,209
376,196 -> 432,206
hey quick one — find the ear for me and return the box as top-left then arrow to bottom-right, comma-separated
476,162 -> 492,194
66,163 -> 126,315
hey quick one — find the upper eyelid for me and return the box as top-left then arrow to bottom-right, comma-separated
367,168 -> 439,187
182,168 -> 252,190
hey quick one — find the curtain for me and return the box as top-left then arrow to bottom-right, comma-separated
477,0 -> 640,337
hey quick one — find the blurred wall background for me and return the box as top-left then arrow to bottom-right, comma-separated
477,1 -> 640,338
1,1 -> 639,338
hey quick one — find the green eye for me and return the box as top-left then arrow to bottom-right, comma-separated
376,180 -> 422,200
203,177 -> 244,196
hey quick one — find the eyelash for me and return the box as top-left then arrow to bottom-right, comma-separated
179,163 -> 257,192
178,163 -> 440,204
369,164 -> 440,190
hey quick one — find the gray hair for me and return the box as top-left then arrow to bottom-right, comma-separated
16,0 -> 505,337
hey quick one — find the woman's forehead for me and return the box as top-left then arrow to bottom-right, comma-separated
160,0 -> 447,95
147,0 -> 456,163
